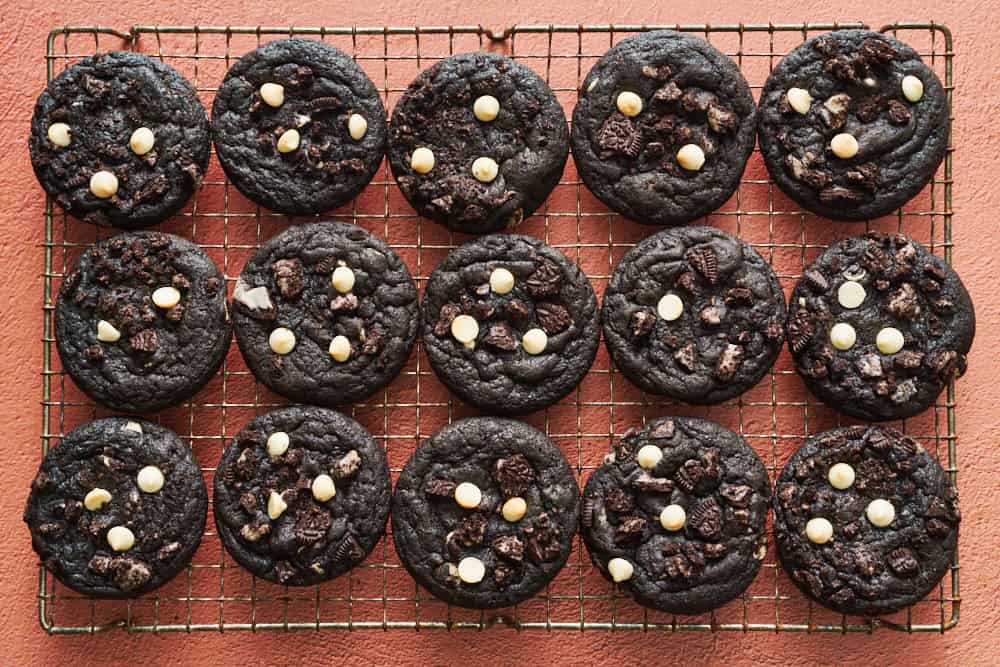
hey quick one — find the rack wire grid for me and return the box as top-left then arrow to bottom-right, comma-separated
39,21 -> 959,634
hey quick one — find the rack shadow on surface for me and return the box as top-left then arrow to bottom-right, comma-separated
39,22 -> 958,633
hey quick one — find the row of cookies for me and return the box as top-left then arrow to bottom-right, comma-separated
25,412 -> 958,619
31,29 -> 947,233
55,224 -> 972,423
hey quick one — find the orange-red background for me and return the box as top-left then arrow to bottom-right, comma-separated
3,1 -> 999,665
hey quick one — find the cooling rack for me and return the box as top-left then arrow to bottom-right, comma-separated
39,21 -> 959,634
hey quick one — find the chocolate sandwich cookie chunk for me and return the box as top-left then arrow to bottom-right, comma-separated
388,52 -> 570,234
55,231 -> 231,413
392,417 -> 579,608
24,418 -> 207,598
603,226 -> 786,403
787,233 -> 974,421
213,406 -> 390,586
581,417 -> 770,614
422,234 -> 600,414
773,426 -> 960,617
213,38 -> 387,215
232,222 -> 418,406
758,30 -> 950,220
29,51 -> 210,228
572,31 -> 756,225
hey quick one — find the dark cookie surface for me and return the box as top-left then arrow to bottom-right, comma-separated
24,418 -> 207,598
571,31 -> 756,225
603,226 -> 786,403
30,51 -> 210,228
787,233 -> 973,421
422,234 -> 600,414
213,406 -> 390,586
232,222 -> 419,406
388,52 -> 570,234
581,417 -> 770,614
391,417 -> 579,609
773,426 -> 960,617
758,30 -> 950,220
55,231 -> 231,413
213,38 -> 387,215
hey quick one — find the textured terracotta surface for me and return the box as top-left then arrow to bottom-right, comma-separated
3,0 -> 1000,665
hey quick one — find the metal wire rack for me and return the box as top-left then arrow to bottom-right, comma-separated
39,21 -> 958,634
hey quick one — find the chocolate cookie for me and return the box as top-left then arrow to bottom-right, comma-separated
571,31 -> 756,225
773,426 -> 959,617
213,406 -> 390,586
388,52 -> 570,234
603,226 -> 786,403
232,222 -> 419,406
787,233 -> 974,421
212,38 -> 387,215
24,418 -> 207,598
55,231 -> 231,413
580,417 -> 770,614
29,51 -> 210,228
758,30 -> 950,220
422,234 -> 600,414
391,417 -> 579,609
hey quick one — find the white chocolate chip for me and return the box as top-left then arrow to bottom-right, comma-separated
805,517 -> 834,544
471,156 -> 499,183
659,504 -> 686,531
269,327 -> 296,355
786,87 -> 813,115
522,328 -> 548,355
129,127 -> 155,155
676,144 -> 705,171
123,421 -> 143,434
260,82 -> 285,107
863,77 -> 878,89
410,147 -> 435,174
830,133 -> 859,159
457,556 -> 485,584
47,122 -> 72,147
501,497 -> 527,522
876,327 -> 905,354
331,265 -> 356,293
454,482 -> 482,509
616,91 -> 643,117
312,474 -> 336,502
827,462 -> 856,490
89,170 -> 119,199
267,490 -> 288,520
837,281 -> 866,309
450,315 -> 479,344
277,128 -> 301,153
107,526 -> 135,552
902,75 -> 924,103
473,95 -> 500,122
607,557 -> 634,583
657,293 -> 683,321
587,78 -> 599,92
136,466 -> 164,493
829,322 -> 857,351
635,444 -> 663,470
266,431 -> 290,458
96,319 -> 121,343
489,267 -> 515,295
754,544 -> 767,561
347,113 -> 368,141
866,498 -> 896,527
329,335 -> 351,362
234,280 -> 274,313
152,286 -> 181,309
84,488 -> 112,511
